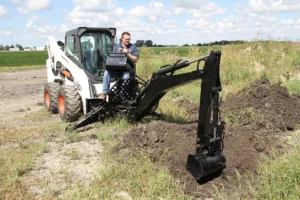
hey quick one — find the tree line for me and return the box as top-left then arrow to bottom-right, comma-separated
0,44 -> 33,51
134,40 -> 246,47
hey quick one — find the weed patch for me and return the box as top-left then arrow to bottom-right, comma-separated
0,142 -> 46,199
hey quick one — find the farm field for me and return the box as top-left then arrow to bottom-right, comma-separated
0,51 -> 48,67
0,41 -> 300,199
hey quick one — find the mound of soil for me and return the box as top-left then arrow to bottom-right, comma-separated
223,79 -> 300,132
117,79 -> 300,199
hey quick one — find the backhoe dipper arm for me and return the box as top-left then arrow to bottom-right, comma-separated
129,50 -> 226,180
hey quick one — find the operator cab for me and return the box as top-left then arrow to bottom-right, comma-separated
64,27 -> 116,83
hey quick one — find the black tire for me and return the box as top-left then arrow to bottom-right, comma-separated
57,85 -> 82,122
44,82 -> 60,114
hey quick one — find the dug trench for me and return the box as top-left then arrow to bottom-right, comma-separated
116,79 -> 300,199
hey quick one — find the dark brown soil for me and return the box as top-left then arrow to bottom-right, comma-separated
117,79 -> 300,199
223,79 -> 300,132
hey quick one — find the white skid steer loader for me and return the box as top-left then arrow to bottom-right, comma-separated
44,27 -> 118,121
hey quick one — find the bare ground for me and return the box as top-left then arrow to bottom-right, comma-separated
0,69 -> 104,199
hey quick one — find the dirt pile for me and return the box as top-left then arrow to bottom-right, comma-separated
117,79 -> 300,199
223,78 -> 300,132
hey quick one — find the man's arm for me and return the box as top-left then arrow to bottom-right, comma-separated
126,52 -> 138,63
123,45 -> 139,63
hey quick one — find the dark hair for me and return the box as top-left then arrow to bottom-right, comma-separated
121,32 -> 131,38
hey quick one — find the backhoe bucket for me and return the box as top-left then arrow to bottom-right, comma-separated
187,151 -> 226,180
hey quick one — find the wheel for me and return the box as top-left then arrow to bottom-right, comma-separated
57,85 -> 82,122
44,82 -> 60,113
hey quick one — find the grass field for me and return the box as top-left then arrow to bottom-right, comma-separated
0,51 -> 48,67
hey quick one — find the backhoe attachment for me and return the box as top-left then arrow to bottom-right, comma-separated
68,50 -> 226,181
186,50 -> 226,180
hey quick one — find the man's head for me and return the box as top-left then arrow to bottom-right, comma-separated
121,32 -> 131,46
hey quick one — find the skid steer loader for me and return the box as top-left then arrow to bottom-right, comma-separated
44,27 -> 226,181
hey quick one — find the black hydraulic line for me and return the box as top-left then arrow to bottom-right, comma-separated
154,55 -> 208,76
135,74 -> 147,85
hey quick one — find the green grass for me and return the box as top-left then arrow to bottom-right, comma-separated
0,142 -> 47,200
0,51 -> 47,67
150,46 -> 193,56
0,65 -> 45,72
284,79 -> 300,94
65,145 -> 189,199
253,148 -> 300,199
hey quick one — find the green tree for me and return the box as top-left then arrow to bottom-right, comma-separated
135,40 -> 145,47
16,44 -> 24,50
145,40 -> 153,47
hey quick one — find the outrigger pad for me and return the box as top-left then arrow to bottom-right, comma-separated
186,151 -> 226,180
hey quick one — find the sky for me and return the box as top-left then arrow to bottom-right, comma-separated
0,0 -> 300,48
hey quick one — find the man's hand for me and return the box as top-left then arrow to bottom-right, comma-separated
122,48 -> 129,54
118,48 -> 123,53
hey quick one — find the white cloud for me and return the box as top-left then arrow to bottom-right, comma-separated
25,19 -> 33,28
246,0 -> 300,13
174,7 -> 185,15
217,15 -> 248,31
0,29 -> 14,35
0,5 -> 8,17
25,0 -> 51,10
127,1 -> 171,21
67,0 -> 124,26
231,1 -> 300,39
15,0 -> 51,14
186,18 -> 212,29
72,0 -> 116,12
25,18 -> 69,40
163,20 -> 180,29
172,0 -> 226,18
18,7 -> 30,14
30,14 -> 44,21
59,24 -> 69,34
172,0 -> 206,9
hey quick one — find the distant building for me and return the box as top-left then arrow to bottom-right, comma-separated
36,46 -> 45,50
9,48 -> 20,51
24,48 -> 34,51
